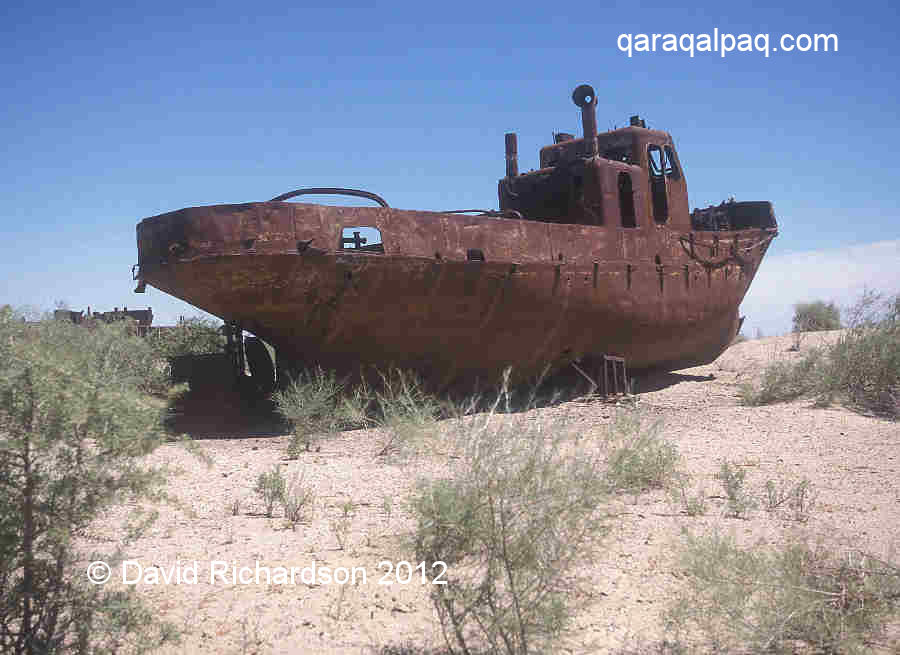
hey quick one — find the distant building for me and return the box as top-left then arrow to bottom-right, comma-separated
92,306 -> 154,328
53,309 -> 85,324
54,306 -> 154,334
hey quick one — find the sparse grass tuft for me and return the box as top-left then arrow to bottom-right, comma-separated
254,466 -> 286,518
716,459 -> 756,518
667,532 -> 900,654
764,477 -> 816,522
604,410 -> 681,493
282,471 -> 315,530
671,476 -> 708,517
330,500 -> 356,550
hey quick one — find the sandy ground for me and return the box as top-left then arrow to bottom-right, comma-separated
87,331 -> 900,654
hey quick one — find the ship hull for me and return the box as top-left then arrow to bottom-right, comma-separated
136,202 -> 775,386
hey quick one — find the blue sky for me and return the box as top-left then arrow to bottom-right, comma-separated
2,0 -> 898,337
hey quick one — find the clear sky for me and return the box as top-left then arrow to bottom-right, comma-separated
2,0 -> 898,337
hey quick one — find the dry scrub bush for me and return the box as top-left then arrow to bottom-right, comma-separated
274,367 -> 354,455
741,291 -> 899,418
274,367 -> 442,457
0,307 -> 177,654
411,375 -> 679,655
413,395 -> 609,654
667,532 -> 900,654
738,350 -> 824,406
370,369 -> 443,457
819,290 -> 899,417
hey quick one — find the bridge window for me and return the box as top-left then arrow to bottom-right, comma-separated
340,227 -> 384,253
618,173 -> 636,228
664,146 -> 680,179
648,145 -> 669,224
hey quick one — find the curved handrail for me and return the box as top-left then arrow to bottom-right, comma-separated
269,187 -> 390,208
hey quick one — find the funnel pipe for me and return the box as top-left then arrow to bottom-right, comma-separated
505,132 -> 518,177
572,84 -> 598,158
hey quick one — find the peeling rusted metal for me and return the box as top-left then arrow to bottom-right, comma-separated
134,83 -> 778,388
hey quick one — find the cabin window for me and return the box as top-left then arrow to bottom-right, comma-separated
618,173 -> 636,228
603,146 -> 632,164
664,146 -> 680,179
340,227 -> 384,253
648,145 -> 669,224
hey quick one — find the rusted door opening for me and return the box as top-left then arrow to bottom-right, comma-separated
648,145 -> 668,223
618,172 -> 636,227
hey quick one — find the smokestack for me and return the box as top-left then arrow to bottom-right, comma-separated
571,84 -> 598,158
505,132 -> 518,177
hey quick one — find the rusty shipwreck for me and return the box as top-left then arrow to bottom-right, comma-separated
134,83 -> 778,389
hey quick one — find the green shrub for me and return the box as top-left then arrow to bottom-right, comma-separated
793,300 -> 841,332
818,292 -> 899,416
739,349 -> 824,406
0,307 -> 176,654
274,366 -> 443,457
372,368 -> 442,457
742,292 -> 899,418
667,532 -> 900,654
274,367 -> 355,455
412,376 -> 610,655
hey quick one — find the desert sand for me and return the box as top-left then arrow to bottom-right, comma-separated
88,331 -> 899,654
